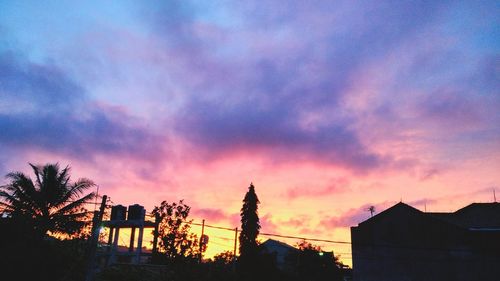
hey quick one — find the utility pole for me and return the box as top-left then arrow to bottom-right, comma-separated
152,213 -> 160,256
84,195 -> 107,281
199,219 -> 205,263
233,227 -> 238,272
233,227 -> 238,257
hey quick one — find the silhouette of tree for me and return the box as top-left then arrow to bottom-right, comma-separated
152,200 -> 203,262
238,183 -> 261,278
213,251 -> 235,265
0,163 -> 95,238
206,251 -> 237,281
288,240 -> 344,281
0,163 -> 95,281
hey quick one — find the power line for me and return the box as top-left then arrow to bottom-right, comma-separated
212,235 -> 234,242
189,221 -> 235,231
209,240 -> 233,248
185,220 -> 350,245
180,219 -> 497,255
259,232 -> 351,245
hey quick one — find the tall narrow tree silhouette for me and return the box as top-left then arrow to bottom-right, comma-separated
238,183 -> 261,277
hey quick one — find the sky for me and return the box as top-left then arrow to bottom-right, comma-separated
0,0 -> 499,264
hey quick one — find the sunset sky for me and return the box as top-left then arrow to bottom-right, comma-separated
0,1 -> 499,264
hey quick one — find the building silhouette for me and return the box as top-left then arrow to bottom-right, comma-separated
261,239 -> 299,273
351,202 -> 500,281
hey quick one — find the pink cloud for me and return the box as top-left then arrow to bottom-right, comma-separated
260,213 -> 278,234
279,216 -> 311,228
192,208 -> 228,222
286,178 -> 350,199
320,202 -> 393,229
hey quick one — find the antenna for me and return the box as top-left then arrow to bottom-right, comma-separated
365,206 -> 376,217
494,188 -> 497,203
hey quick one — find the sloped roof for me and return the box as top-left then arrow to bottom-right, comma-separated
432,202 -> 500,229
356,201 -> 500,230
357,202 -> 422,227
261,239 -> 298,252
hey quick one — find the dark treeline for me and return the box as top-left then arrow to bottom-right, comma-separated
0,163 -> 348,281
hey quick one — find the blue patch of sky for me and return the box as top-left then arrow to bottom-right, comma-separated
0,0 -> 148,63
439,1 -> 499,55
190,1 -> 244,29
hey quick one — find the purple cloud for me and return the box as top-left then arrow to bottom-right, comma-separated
0,52 -> 166,162
0,0 -> 498,201
136,1 -> 499,173
192,208 -> 228,222
320,202 -> 393,229
176,98 -> 385,171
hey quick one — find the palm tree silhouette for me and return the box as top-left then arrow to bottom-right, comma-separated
0,163 -> 96,238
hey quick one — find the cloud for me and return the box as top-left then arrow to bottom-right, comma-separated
260,213 -> 278,234
0,51 -> 85,112
320,202 -> 393,229
418,90 -> 480,125
176,98 -> 385,172
408,188 -> 498,209
0,2 -> 499,242
279,216 -> 310,228
191,208 -> 228,222
0,52 -> 167,162
140,1 -> 477,173
407,198 -> 440,209
285,178 -> 350,199
418,168 -> 441,181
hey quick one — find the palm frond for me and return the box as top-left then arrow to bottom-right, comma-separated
54,178 -> 95,209
55,192 -> 96,216
57,165 -> 71,188
2,163 -> 97,237
0,201 -> 15,212
0,179 -> 41,214
5,172 -> 42,209
29,163 -> 43,191
42,163 -> 64,207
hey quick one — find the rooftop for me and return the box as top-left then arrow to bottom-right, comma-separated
357,202 -> 500,230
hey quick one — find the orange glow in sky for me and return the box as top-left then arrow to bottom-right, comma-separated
1,0 -> 499,268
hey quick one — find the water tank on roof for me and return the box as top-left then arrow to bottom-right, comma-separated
127,204 -> 145,221
110,205 -> 126,220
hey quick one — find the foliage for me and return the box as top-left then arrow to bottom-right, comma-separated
204,251 -> 237,281
152,200 -> 202,263
239,183 -> 261,256
0,163 -> 95,238
213,251 -> 235,265
287,240 -> 344,281
238,183 -> 261,279
296,239 -> 322,251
